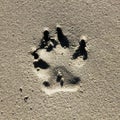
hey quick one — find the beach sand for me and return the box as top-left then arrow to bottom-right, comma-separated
0,0 -> 120,119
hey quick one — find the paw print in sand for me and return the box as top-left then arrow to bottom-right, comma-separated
31,25 -> 88,95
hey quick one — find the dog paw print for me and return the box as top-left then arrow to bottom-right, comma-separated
30,26 -> 88,95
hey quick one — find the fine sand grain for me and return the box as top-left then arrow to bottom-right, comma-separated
0,0 -> 120,120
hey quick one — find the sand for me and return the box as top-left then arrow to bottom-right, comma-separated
0,0 -> 120,120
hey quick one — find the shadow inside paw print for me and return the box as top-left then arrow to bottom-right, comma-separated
39,30 -> 58,51
33,59 -> 50,69
56,27 -> 69,48
72,40 -> 88,60
31,26 -> 88,95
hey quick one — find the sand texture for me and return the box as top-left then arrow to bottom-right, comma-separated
0,0 -> 120,120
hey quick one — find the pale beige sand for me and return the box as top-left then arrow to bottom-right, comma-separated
0,0 -> 120,120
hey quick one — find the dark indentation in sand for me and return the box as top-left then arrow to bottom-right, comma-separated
24,96 -> 29,102
36,30 -> 58,52
56,75 -> 62,82
60,79 -> 64,87
19,87 -> 22,92
50,39 -> 58,48
43,81 -> 50,87
46,42 -> 54,52
73,39 -> 88,60
68,77 -> 80,84
56,72 -> 62,82
56,27 -> 69,48
33,59 -> 50,69
39,30 -> 50,49
31,51 -> 39,59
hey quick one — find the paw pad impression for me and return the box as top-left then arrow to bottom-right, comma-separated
30,26 -> 88,95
